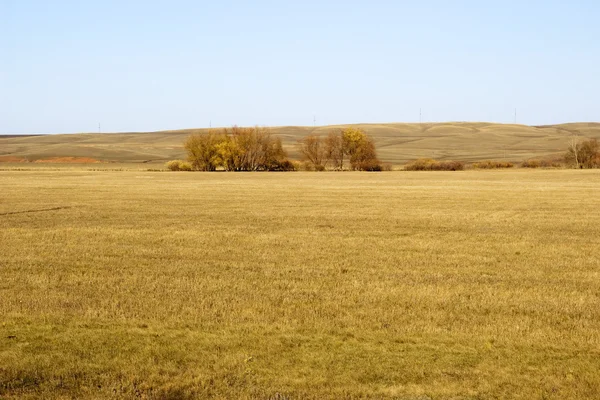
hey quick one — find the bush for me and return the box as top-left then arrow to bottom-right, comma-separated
404,159 -> 464,171
520,160 -> 541,168
354,159 -> 382,171
290,161 -> 303,171
165,160 -> 192,171
301,161 -> 315,171
270,159 -> 297,171
381,163 -> 393,171
472,160 -> 514,169
520,159 -> 562,168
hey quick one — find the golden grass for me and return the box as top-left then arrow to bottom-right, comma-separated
2,122 -> 600,165
1,169 -> 600,399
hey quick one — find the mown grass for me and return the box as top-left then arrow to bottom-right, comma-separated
1,170 -> 599,399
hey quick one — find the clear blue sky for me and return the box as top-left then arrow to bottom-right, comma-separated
1,0 -> 599,134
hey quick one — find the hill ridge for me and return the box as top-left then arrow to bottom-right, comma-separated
1,122 -> 599,164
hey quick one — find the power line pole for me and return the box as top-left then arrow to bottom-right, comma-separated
419,108 -> 422,124
98,123 -> 101,133
514,109 -> 517,124
313,115 -> 316,127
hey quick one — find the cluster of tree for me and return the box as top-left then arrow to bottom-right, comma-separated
183,126 -> 295,171
297,127 -> 381,171
566,138 -> 600,169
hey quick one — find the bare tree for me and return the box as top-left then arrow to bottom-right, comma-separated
568,134 -> 580,169
566,136 -> 600,169
325,130 -> 344,170
298,135 -> 327,170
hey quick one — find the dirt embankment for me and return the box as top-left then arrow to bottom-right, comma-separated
0,156 -> 29,163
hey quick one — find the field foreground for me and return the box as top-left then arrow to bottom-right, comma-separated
1,170 -> 599,399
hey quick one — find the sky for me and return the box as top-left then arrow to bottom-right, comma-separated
1,0 -> 599,134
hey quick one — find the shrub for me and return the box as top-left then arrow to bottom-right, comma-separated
165,160 -> 192,171
354,159 -> 382,171
381,163 -> 393,171
520,160 -> 541,168
521,159 -> 562,168
472,160 -> 514,169
290,161 -> 303,171
269,159 -> 297,171
301,161 -> 314,171
404,159 -> 464,171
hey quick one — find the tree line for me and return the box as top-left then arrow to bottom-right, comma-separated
168,126 -> 382,171
297,127 -> 381,171
183,126 -> 294,171
166,127 -> 599,172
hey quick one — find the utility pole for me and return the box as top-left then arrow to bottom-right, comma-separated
514,109 -> 517,124
419,108 -> 422,124
313,115 -> 316,127
98,123 -> 101,133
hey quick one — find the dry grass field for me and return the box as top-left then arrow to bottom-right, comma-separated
1,169 -> 600,399
2,122 -> 600,165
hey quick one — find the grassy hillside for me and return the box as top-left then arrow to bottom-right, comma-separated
1,122 -> 599,164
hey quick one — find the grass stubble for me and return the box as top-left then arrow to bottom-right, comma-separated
0,169 -> 599,399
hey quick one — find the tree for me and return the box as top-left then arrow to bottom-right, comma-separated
325,131 -> 344,170
566,137 -> 599,169
340,127 -> 381,171
341,127 -> 367,158
184,131 -> 224,171
184,127 -> 294,171
351,138 -> 381,171
298,135 -> 327,171
579,138 -> 600,168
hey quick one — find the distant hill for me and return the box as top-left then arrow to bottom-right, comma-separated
1,122 -> 599,164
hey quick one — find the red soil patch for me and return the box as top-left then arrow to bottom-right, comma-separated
0,156 -> 28,163
34,157 -> 102,164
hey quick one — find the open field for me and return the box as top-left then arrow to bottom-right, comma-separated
2,122 -> 600,165
1,170 -> 600,399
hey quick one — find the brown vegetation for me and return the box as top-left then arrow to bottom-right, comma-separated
404,158 -> 465,171
296,128 -> 381,171
472,160 -> 514,169
165,160 -> 192,171
566,138 -> 600,168
297,135 -> 328,171
184,127 -> 295,171
520,159 -> 563,168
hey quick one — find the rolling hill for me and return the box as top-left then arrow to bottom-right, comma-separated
1,122 -> 599,165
